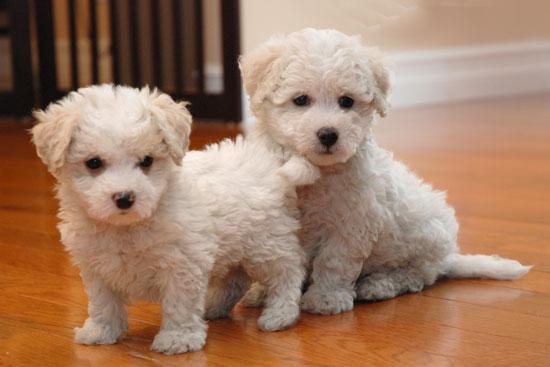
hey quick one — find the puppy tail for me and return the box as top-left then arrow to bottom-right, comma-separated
276,155 -> 321,188
442,253 -> 531,280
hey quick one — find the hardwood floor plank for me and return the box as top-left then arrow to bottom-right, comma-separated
423,280 -> 550,318
1,94 -> 549,366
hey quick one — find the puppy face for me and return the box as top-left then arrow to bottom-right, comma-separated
32,85 -> 192,225
241,28 -> 393,166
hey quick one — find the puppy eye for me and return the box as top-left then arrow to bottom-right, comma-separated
139,155 -> 154,168
293,95 -> 310,107
85,157 -> 103,170
338,96 -> 354,109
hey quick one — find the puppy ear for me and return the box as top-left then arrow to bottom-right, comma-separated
146,88 -> 192,165
239,35 -> 286,109
31,92 -> 84,176
363,47 -> 394,117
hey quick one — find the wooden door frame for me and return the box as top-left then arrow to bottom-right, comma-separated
34,0 -> 242,122
0,0 -> 34,116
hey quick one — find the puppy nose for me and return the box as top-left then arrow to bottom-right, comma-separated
112,191 -> 135,210
317,127 -> 339,148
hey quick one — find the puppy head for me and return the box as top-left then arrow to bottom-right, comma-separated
240,28 -> 394,166
31,84 -> 192,225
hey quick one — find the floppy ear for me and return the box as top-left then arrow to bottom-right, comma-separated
363,47 -> 394,117
146,88 -> 192,165
31,91 -> 84,176
239,35 -> 286,111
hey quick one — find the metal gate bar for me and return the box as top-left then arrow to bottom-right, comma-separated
33,0 -> 242,121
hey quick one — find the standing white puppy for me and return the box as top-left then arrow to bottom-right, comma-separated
31,85 -> 319,354
240,29 -> 530,315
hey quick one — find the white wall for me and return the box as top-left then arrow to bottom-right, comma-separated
239,0 -> 550,112
240,0 -> 550,53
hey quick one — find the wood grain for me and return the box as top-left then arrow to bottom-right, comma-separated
1,94 -> 549,366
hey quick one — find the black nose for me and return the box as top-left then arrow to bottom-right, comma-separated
113,191 -> 135,210
317,127 -> 339,148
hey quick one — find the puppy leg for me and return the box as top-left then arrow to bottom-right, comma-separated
246,239 -> 305,331
151,259 -> 210,355
256,259 -> 305,332
205,268 -> 250,320
241,282 -> 266,308
277,155 -> 321,187
356,263 -> 437,301
301,237 -> 365,315
74,274 -> 128,345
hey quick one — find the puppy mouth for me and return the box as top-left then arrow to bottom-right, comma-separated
107,210 -> 145,226
115,207 -> 145,219
305,144 -> 352,167
316,145 -> 337,155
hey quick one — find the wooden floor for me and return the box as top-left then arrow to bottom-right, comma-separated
1,94 -> 549,366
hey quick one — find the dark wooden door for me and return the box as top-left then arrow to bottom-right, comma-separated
0,0 -> 34,116
34,0 -> 241,122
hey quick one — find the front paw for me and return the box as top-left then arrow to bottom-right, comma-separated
258,303 -> 300,331
301,288 -> 354,315
204,306 -> 230,321
241,284 -> 266,308
151,329 -> 206,355
278,155 -> 321,186
74,318 -> 126,345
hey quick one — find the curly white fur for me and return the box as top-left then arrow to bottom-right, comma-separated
31,85 -> 319,353
240,28 -> 531,315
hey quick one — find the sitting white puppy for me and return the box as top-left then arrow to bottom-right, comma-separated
31,85 -> 319,354
240,28 -> 531,315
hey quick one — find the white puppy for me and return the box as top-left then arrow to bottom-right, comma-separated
31,85 -> 319,354
240,28 -> 531,315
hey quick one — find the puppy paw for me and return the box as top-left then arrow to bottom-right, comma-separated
258,304 -> 300,331
278,155 -> 321,186
151,329 -> 206,355
356,273 -> 424,301
356,277 -> 398,301
74,318 -> 125,345
204,305 -> 230,320
241,284 -> 266,308
301,288 -> 354,315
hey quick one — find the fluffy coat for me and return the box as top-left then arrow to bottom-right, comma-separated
31,85 -> 319,353
239,28 -> 531,315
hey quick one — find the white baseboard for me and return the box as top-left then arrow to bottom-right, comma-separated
391,41 -> 550,108
242,41 -> 550,125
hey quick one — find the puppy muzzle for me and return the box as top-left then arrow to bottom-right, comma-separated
112,191 -> 135,210
317,127 -> 339,150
